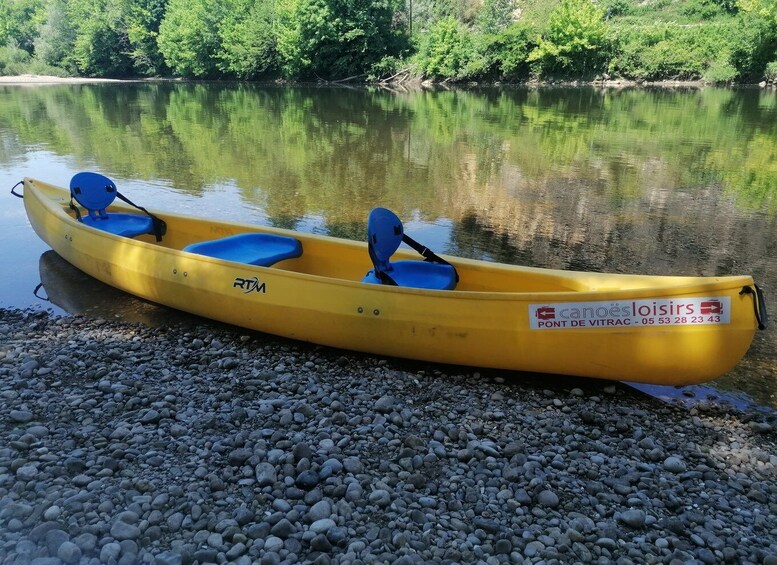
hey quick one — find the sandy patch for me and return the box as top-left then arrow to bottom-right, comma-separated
0,74 -> 135,85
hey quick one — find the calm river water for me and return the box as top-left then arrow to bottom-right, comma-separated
1,83 -> 775,407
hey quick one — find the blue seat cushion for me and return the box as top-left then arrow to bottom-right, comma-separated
183,233 -> 303,267
362,260 -> 458,290
81,213 -> 155,238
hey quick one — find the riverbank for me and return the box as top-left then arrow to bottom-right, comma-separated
1,308 -> 775,564
2,73 -> 776,90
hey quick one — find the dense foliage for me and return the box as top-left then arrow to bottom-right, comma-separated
0,0 -> 775,82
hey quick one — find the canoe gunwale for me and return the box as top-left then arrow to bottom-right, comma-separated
23,177 -> 755,303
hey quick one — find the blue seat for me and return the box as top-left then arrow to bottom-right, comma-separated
362,207 -> 458,291
183,233 -> 303,267
70,172 -> 159,238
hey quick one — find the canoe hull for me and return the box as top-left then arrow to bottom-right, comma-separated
22,178 -> 760,385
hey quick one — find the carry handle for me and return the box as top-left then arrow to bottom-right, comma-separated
740,284 -> 768,330
11,181 -> 23,198
33,283 -> 50,302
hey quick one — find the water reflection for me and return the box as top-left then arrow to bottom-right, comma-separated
1,83 -> 775,406
37,250 -> 199,326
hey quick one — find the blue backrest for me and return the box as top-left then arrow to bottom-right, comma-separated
70,172 -> 118,219
367,207 -> 404,274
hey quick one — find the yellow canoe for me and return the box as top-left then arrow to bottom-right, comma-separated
19,177 -> 766,385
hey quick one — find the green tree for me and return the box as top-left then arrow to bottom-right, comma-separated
738,0 -> 777,25
34,0 -> 75,68
66,0 -> 134,76
433,0 -> 481,23
125,0 -> 168,75
218,0 -> 278,78
292,0 -> 409,78
477,0 -> 515,34
157,0 -> 221,77
728,13 -> 777,78
529,0 -> 609,75
0,0 -> 45,52
275,0 -> 304,77
480,21 -> 537,78
415,16 -> 474,78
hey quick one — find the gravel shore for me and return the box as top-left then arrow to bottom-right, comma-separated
1,308 -> 775,565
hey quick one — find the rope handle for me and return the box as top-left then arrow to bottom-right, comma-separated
33,283 -> 50,302
11,181 -> 23,198
740,284 -> 768,330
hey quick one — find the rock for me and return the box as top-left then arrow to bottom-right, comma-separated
748,421 -> 773,434
0,309 -> 775,565
255,462 -> 277,487
228,448 -> 253,465
295,470 -> 320,490
345,482 -> 363,502
154,551 -> 183,565
293,443 -> 313,462
263,536 -> 284,552
226,542 -> 247,560
374,395 -> 397,413
28,522 -> 62,543
140,409 -> 161,424
495,539 -> 512,554
234,507 -> 255,526
270,519 -> 296,539
473,517 -> 501,534
110,521 -> 141,540
100,542 -> 121,562
663,456 -> 687,473
343,457 -> 363,474
45,529 -> 69,556
10,409 -> 34,423
368,489 -> 391,508
16,465 -> 38,481
307,500 -> 332,523
167,512 -> 184,532
596,537 -> 618,551
537,490 -> 560,508
310,533 -> 332,552
619,509 -> 646,528
57,541 -> 82,564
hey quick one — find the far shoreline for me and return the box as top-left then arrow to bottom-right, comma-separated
1,73 -> 775,89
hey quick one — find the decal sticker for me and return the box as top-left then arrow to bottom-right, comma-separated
529,297 -> 731,330
233,276 -> 266,294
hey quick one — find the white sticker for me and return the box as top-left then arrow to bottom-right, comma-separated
529,297 -> 731,330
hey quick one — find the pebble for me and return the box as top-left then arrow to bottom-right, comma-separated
57,541 -> 82,564
619,509 -> 647,528
110,521 -> 141,540
0,309 -> 774,564
663,456 -> 687,473
10,409 -> 34,423
537,490 -> 560,508
309,518 -> 336,534
368,489 -> 392,507
307,500 -> 332,522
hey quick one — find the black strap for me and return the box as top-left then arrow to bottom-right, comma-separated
33,282 -> 49,302
402,234 -> 459,283
11,181 -> 23,198
740,284 -> 768,330
69,197 -> 83,221
367,240 -> 398,286
115,192 -> 167,242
